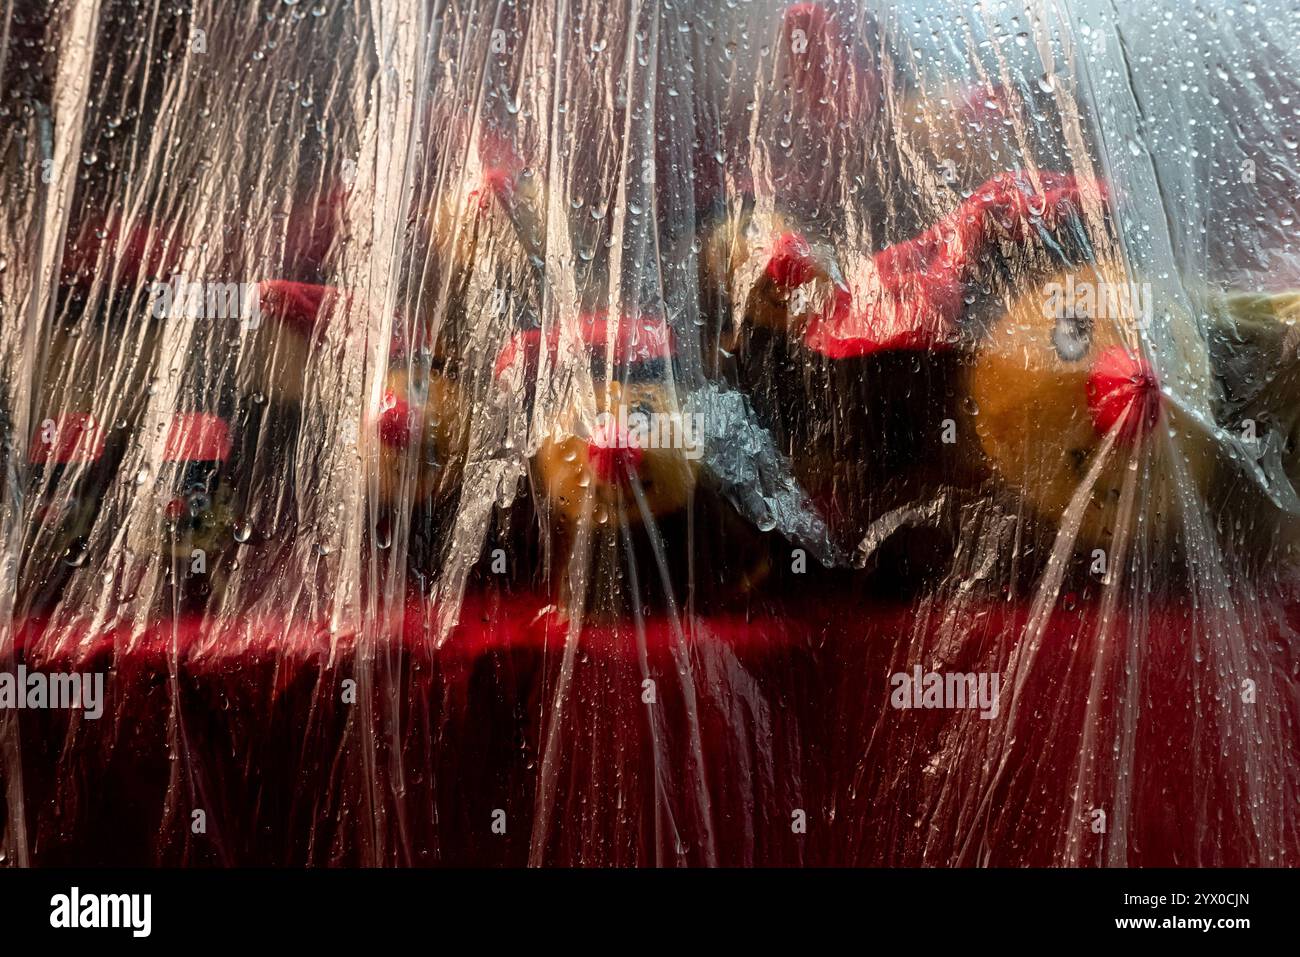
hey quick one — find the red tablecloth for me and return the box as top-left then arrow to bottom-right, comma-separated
7,587 -> 1300,866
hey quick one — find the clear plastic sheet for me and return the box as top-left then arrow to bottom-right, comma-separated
1,0 -> 1298,866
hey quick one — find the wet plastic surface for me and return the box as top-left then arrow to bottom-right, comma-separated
2,0 -> 1299,866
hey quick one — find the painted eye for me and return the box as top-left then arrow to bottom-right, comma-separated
1052,313 -> 1092,362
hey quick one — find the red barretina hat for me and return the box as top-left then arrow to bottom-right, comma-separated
765,172 -> 1107,359
494,312 -> 677,382
29,414 -> 105,465
162,413 -> 232,464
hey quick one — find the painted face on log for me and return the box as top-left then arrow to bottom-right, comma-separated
160,414 -> 234,562
536,379 -> 699,529
374,362 -> 466,507
496,314 -> 698,530
967,262 -> 1217,547
28,414 -> 106,565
